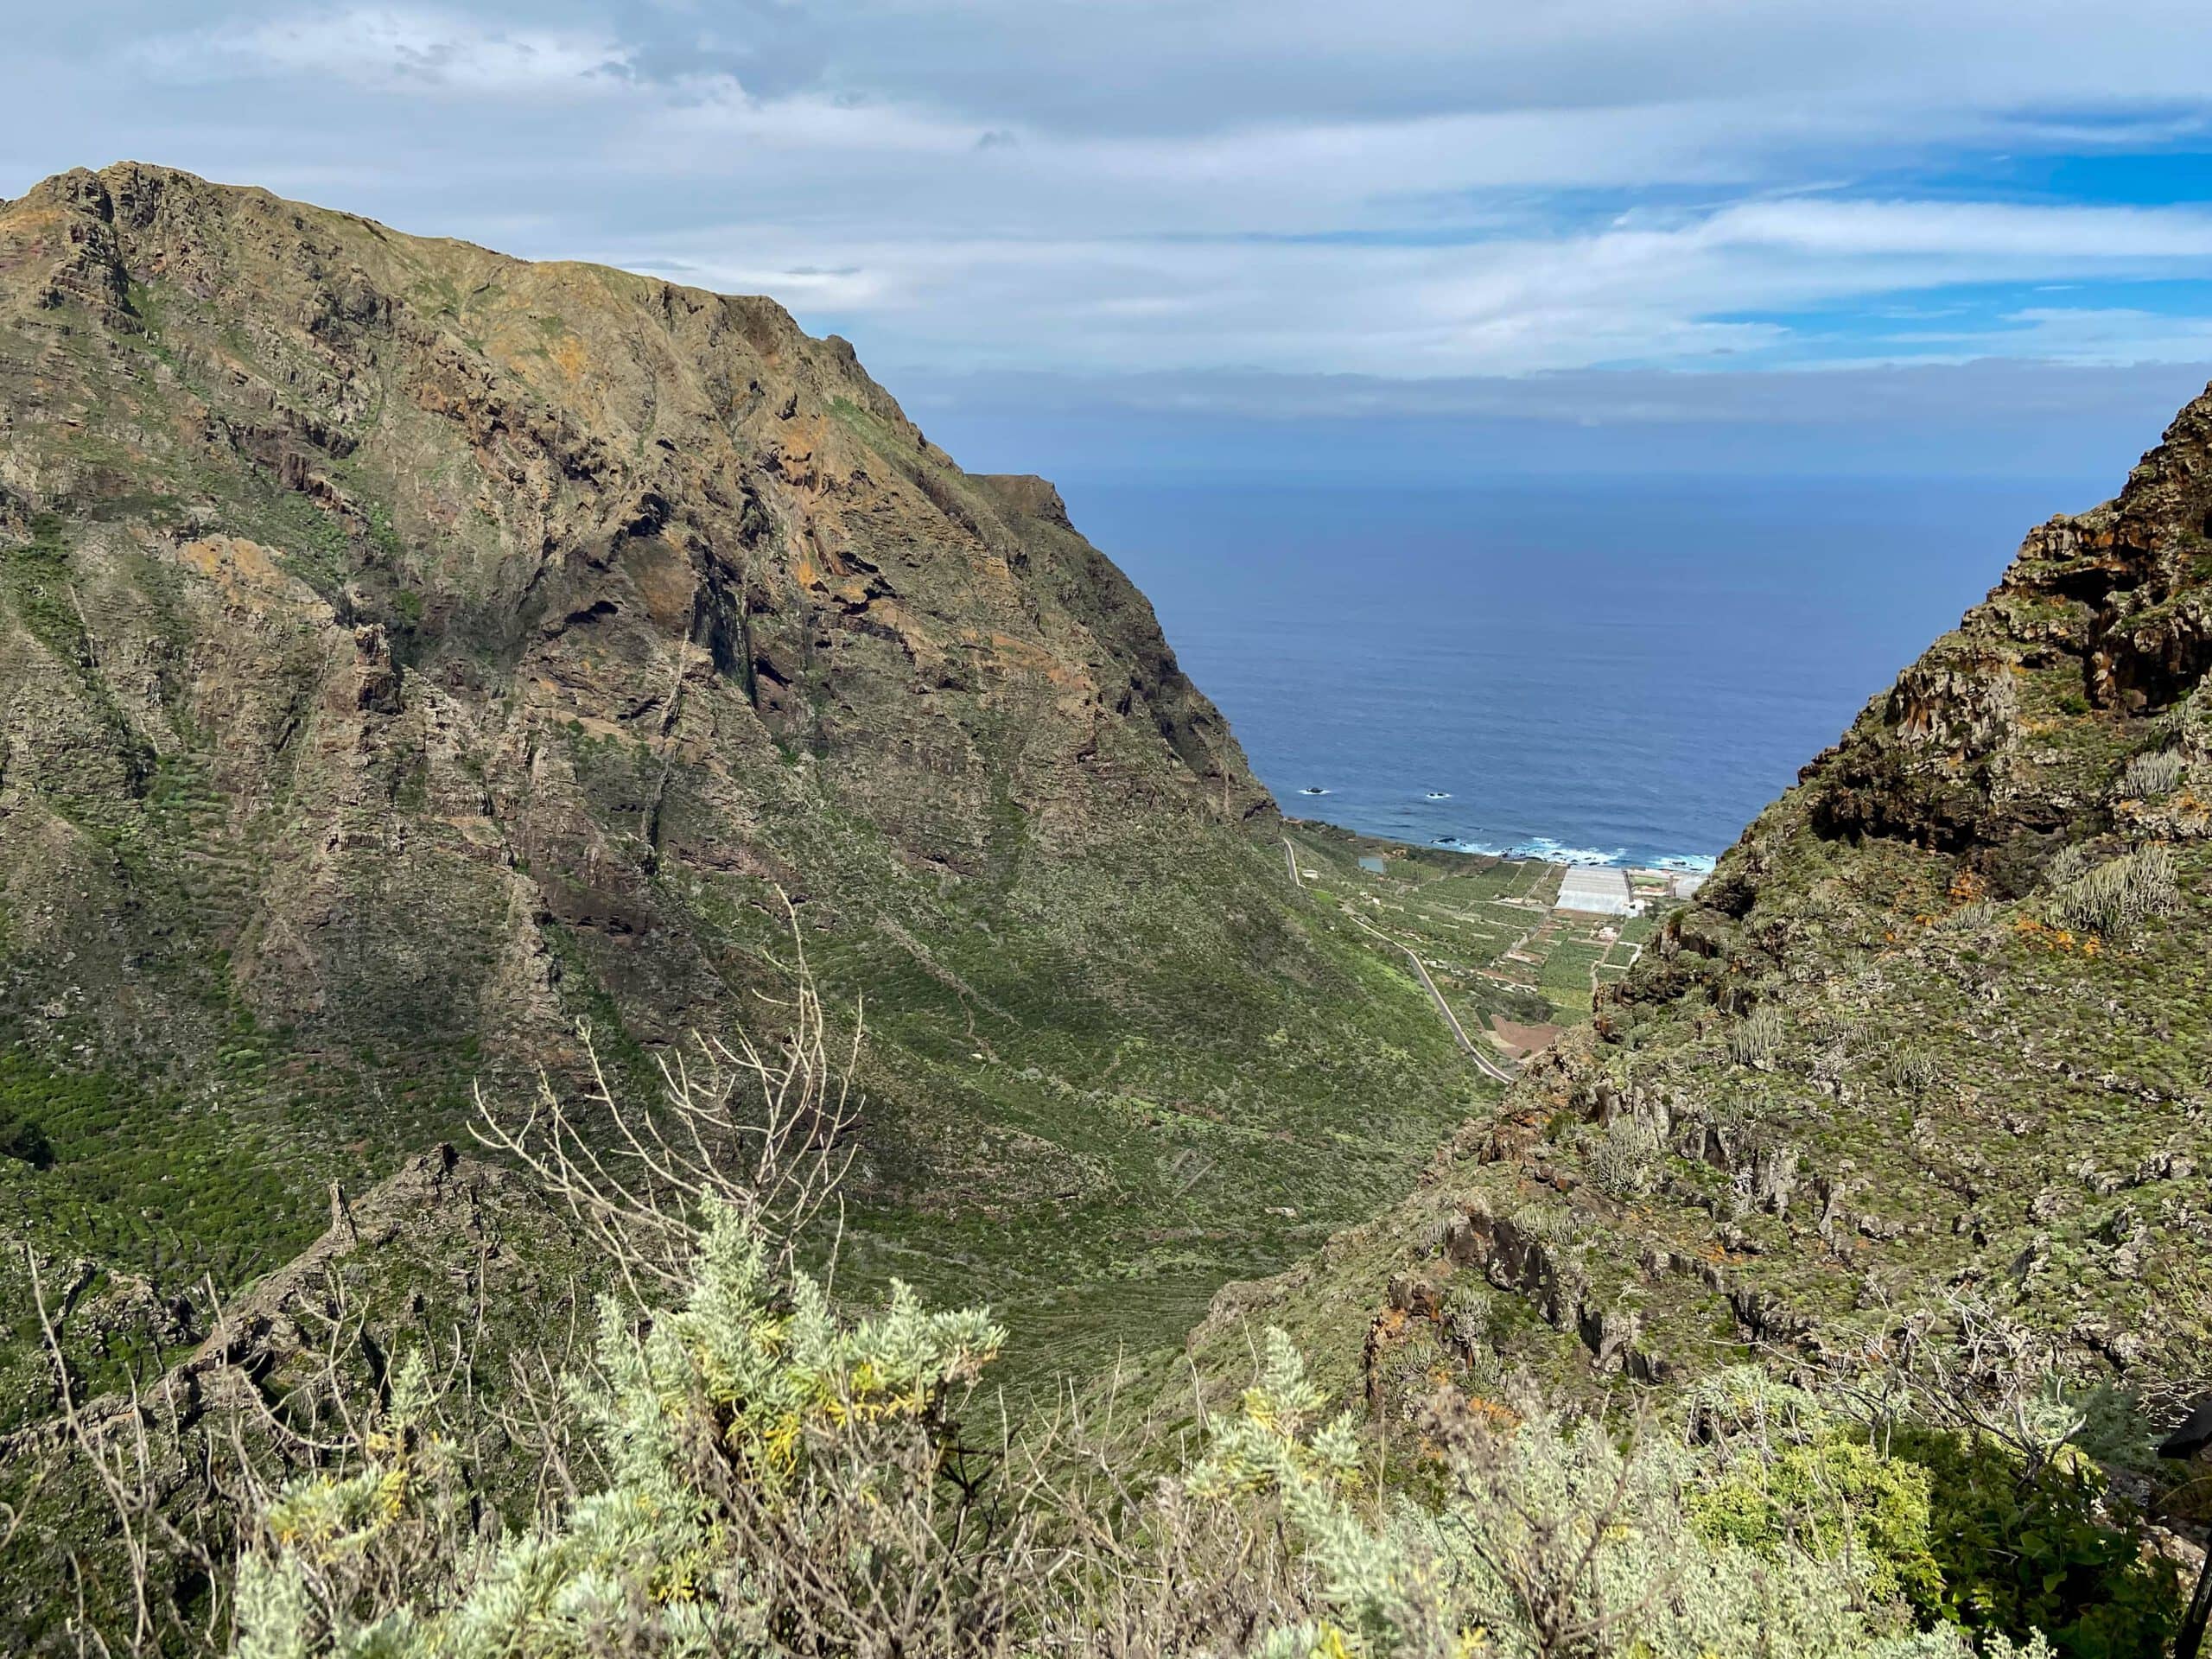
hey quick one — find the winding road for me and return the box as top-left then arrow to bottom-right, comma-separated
1282,839 -> 1520,1086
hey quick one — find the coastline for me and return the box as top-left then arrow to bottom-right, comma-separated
1281,803 -> 1718,876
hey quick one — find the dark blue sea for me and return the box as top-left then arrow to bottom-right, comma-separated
1058,476 -> 2107,870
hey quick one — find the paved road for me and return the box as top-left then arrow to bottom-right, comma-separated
1282,839 -> 1517,1085
1353,913 -> 1519,1084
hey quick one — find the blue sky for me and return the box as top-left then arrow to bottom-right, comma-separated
3,2 -> 2209,480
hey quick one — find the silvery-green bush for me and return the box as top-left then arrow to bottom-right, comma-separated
232,1201 -> 1004,1658
228,1224 -> 2048,1659
1185,1335 -> 1971,1659
2053,844 -> 2180,939
2115,747 -> 2186,801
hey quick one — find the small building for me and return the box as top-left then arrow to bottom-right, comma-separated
1555,865 -> 1637,917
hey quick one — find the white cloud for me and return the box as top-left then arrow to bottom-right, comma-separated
1695,200 -> 2212,260
589,197 -> 2212,378
1979,307 -> 2212,364
154,8 -> 632,98
907,358 -> 2212,432
37,0 -> 2212,389
652,78 -> 987,155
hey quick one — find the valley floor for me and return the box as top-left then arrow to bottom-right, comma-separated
823,824 -> 1633,1393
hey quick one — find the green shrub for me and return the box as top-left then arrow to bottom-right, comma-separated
1694,1435 -> 1946,1618
2115,748 -> 2186,800
1727,1002 -> 1785,1069
0,1108 -> 52,1168
1586,1111 -> 1664,1198
232,1201 -> 1008,1658
2051,845 -> 2180,940
1888,1427 -> 2179,1659
1192,1335 -> 1968,1659
1887,1047 -> 1939,1096
226,1240 -> 2011,1659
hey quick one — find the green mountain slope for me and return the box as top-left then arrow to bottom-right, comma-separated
0,162 -> 1501,1416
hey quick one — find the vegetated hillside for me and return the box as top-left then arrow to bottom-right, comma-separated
0,162 -> 1494,1416
1196,385 -> 2212,1423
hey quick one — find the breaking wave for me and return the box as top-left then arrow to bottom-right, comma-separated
1424,836 -> 1716,872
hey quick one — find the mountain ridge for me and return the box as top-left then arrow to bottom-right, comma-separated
0,161 -> 1488,1433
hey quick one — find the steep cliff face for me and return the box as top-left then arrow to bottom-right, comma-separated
0,162 -> 1258,1059
1202,387 -> 2212,1419
0,165 -> 1476,1415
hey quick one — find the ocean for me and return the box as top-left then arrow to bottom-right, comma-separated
1058,475 -> 2107,870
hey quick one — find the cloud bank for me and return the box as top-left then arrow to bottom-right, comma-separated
3,2 -> 2209,472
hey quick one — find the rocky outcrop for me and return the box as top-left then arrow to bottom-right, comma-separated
1811,388 -> 2212,855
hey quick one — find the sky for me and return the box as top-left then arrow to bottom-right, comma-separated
3,2 -> 2210,482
